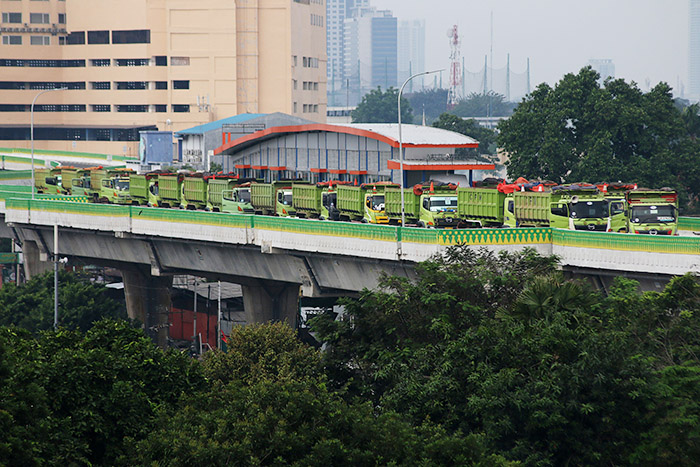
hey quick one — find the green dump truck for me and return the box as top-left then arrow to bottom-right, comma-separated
250,181 -> 296,217
222,182 -> 255,214
129,172 -> 170,207
336,183 -> 396,223
206,175 -> 242,212
385,183 -> 460,227
158,173 -> 185,208
34,167 -> 68,195
70,167 -> 108,201
292,181 -> 348,220
457,187 -> 508,227
98,169 -> 134,204
626,189 -> 678,235
181,175 -> 209,210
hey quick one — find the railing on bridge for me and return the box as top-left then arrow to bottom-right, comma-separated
4,197 -> 700,256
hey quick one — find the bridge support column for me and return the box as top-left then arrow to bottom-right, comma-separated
22,240 -> 52,280
122,268 -> 172,349
242,282 -> 300,326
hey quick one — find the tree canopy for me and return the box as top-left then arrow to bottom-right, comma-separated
405,88 -> 448,124
452,91 -> 517,118
498,67 -> 700,212
351,86 -> 413,124
432,113 -> 497,156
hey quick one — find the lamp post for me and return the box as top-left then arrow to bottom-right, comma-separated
31,87 -> 67,199
398,70 -> 443,227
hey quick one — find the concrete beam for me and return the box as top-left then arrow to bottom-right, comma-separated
22,240 -> 51,280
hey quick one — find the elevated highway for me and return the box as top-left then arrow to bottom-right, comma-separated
1,194 -> 698,344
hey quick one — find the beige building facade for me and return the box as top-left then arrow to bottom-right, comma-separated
0,0 -> 326,156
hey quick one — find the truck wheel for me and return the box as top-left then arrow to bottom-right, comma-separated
417,221 -> 425,228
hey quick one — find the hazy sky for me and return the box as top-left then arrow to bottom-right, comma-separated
371,0 -> 688,96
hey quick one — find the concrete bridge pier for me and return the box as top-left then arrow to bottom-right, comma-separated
242,281 -> 300,327
121,267 -> 172,349
22,240 -> 52,280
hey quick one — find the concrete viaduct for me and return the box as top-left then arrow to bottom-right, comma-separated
1,196 -> 699,346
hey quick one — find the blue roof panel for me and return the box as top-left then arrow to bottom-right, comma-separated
177,113 -> 266,135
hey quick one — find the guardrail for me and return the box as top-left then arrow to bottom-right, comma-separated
679,216 -> 700,232
4,199 -> 700,257
0,147 -> 138,163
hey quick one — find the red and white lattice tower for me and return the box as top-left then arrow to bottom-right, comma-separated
447,25 -> 461,109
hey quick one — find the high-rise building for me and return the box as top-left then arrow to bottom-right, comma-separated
326,0 -> 369,106
690,0 -> 700,99
398,20 -> 425,91
343,7 -> 397,105
0,0 -> 326,155
587,59 -> 615,83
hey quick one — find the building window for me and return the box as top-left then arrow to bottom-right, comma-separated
303,104 -> 308,113
172,104 -> 189,113
116,81 -> 148,90
115,58 -> 149,67
30,36 -> 50,46
91,81 -> 110,90
2,36 -> 22,45
34,104 -> 86,112
314,82 -> 318,91
87,30 -> 109,44
58,13 -> 65,24
172,80 -> 189,90
29,13 -> 49,24
155,81 -> 167,90
93,129 -> 111,141
154,55 -> 167,66
154,104 -> 167,112
112,29 -> 150,44
292,55 -> 297,67
170,56 -> 190,66
65,31 -> 85,45
90,59 -> 110,67
91,105 -> 111,112
0,105 -> 26,112
293,79 -> 297,90
1,12 -> 21,23
116,105 -> 148,113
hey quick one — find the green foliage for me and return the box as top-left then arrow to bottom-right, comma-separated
452,91 -> 517,118
0,270 -> 126,332
311,247 -> 686,465
498,67 -> 700,212
432,113 -> 498,156
352,86 -> 413,124
209,161 -> 223,173
133,322 -> 510,466
405,88 -> 448,124
0,320 -> 203,466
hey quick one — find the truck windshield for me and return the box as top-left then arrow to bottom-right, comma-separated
280,191 -> 293,206
323,192 -> 337,208
237,188 -> 251,203
630,205 -> 676,224
369,194 -> 385,211
570,200 -> 607,219
428,196 -> 458,212
115,180 -> 129,191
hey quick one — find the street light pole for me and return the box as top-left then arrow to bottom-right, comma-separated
398,70 -> 443,227
31,87 -> 67,200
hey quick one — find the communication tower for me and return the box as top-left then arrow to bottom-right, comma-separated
447,25 -> 461,108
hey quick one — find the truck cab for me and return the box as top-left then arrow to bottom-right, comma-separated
626,190 -> 678,235
100,177 -> 131,204
276,188 -> 296,217
321,189 -> 341,221
418,193 -> 459,227
364,192 -> 388,223
222,185 -> 254,214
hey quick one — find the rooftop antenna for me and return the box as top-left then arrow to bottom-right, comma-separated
446,24 -> 462,109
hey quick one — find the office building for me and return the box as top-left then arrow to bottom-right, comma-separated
343,7 -> 397,106
587,59 -> 615,83
398,19 -> 425,91
0,0 -> 326,156
326,0 -> 369,106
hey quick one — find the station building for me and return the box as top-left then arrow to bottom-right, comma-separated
214,123 -> 494,186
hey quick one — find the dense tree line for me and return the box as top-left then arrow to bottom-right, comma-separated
499,67 -> 700,213
1,252 -> 700,465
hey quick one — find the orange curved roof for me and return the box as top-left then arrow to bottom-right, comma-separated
215,123 -> 479,155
